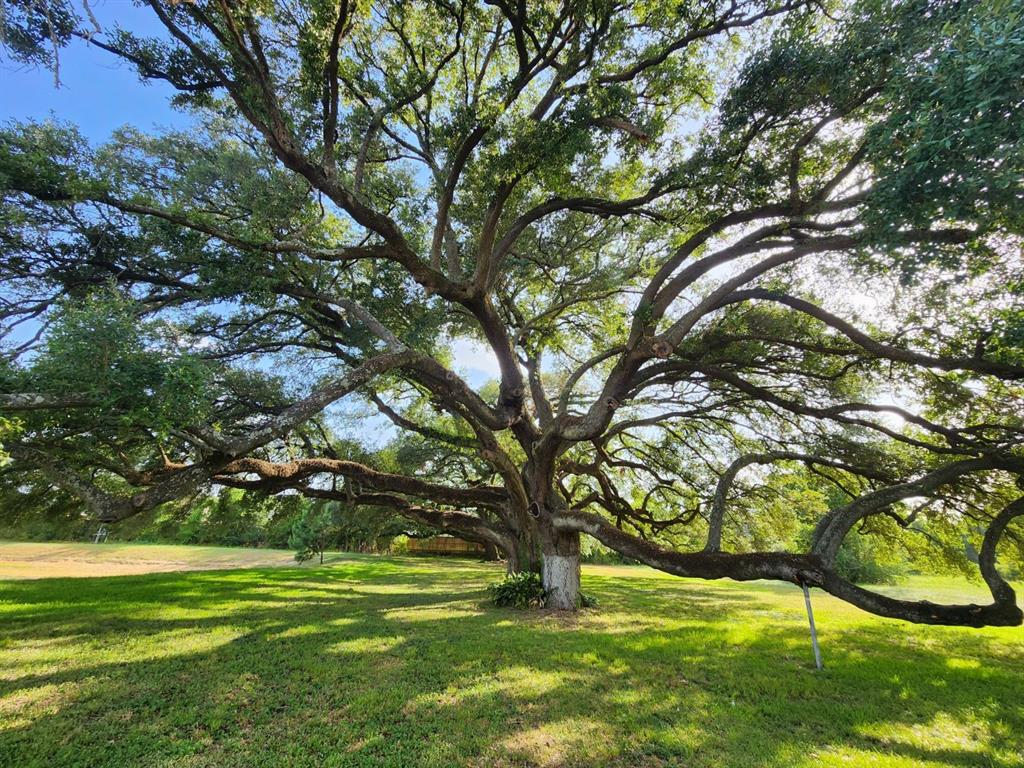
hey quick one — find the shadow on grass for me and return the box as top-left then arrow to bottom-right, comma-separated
1,562 -> 1021,768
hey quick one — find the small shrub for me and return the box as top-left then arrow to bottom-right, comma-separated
487,571 -> 546,608
579,591 -> 599,609
289,507 -> 335,564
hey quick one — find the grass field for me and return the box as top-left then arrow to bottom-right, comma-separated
1,544 -> 1021,767
0,541 -> 334,579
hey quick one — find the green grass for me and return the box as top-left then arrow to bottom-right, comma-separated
1,549 -> 1021,767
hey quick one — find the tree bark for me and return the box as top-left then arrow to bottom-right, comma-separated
541,528 -> 581,610
502,502 -> 543,576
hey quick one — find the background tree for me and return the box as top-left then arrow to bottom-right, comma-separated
289,502 -> 336,564
1,0 -> 1023,621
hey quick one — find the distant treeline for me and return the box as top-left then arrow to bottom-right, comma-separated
0,485 -> 410,552
1,482 -> 1007,584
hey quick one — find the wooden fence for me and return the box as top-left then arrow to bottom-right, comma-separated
405,536 -> 485,556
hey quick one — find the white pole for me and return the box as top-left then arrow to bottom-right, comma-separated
802,581 -> 824,671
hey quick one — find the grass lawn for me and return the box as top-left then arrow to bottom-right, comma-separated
1,545 -> 1021,767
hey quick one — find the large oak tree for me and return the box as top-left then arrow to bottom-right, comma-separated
1,0 -> 1023,621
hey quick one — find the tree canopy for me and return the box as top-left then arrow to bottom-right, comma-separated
1,0 -> 1023,622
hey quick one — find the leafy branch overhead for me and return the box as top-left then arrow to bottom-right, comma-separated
1,0 -> 1023,621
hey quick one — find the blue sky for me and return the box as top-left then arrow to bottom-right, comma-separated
0,4 -> 188,141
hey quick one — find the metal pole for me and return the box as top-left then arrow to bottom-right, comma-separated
801,581 -> 823,671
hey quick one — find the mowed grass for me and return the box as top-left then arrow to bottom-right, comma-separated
1,546 -> 1021,768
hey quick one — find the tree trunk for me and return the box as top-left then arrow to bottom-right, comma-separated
541,528 -> 580,610
491,530 -> 537,575
506,516 -> 543,576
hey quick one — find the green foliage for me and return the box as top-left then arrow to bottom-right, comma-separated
487,571 -> 546,608
330,505 -> 409,553
0,0 -> 77,75
0,119 -> 94,199
865,0 -> 1024,238
834,533 -> 907,585
580,537 -> 637,566
180,492 -> 274,548
284,498 -> 409,563
32,288 -> 214,435
0,483 -> 401,553
288,504 -> 336,564
0,474 -> 92,541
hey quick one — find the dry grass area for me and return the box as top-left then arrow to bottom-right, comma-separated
0,541 -> 339,579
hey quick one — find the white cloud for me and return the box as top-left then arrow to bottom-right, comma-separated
448,336 -> 502,383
